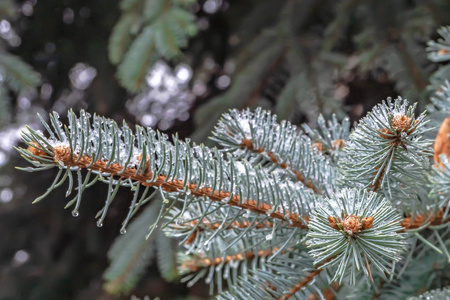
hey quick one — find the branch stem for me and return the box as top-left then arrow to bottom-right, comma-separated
241,138 -> 319,193
51,145 -> 309,228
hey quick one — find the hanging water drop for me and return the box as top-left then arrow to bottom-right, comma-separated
266,233 -> 273,241
97,220 -> 103,227
120,228 -> 127,234
163,198 -> 169,204
176,217 -> 184,225
72,210 -> 79,217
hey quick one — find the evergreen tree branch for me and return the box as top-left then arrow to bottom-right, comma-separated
240,138 -> 319,193
212,108 -> 335,195
180,248 -> 278,273
302,114 -> 351,163
175,218 -> 277,245
276,267 -> 324,300
306,188 -> 406,284
18,110 -> 317,233
111,0 -> 197,91
427,26 -> 450,62
339,98 -> 432,200
216,250 -> 328,300
0,51 -> 41,92
401,208 -> 447,231
36,143 -> 310,227
408,287 -> 450,300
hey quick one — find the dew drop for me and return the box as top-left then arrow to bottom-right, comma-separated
185,189 -> 191,195
120,228 -> 127,235
163,198 -> 169,204
176,218 -> 184,225
97,220 -> 103,227
72,210 -> 79,217
266,234 -> 273,241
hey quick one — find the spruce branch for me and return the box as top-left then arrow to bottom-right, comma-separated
306,188 -> 406,285
409,287 -> 450,300
177,233 -> 295,294
179,248 -> 277,274
339,98 -> 432,197
430,82 -> 450,116
276,267 -> 324,300
110,0 -> 197,91
212,108 -> 335,195
216,250 -> 330,300
0,51 -> 41,92
16,108 -> 450,298
302,114 -> 351,163
166,210 -> 278,246
427,26 -> 450,62
155,230 -> 179,282
17,110 -> 317,232
429,154 -> 450,216
19,110 -> 447,242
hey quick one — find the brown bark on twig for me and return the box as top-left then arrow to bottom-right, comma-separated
181,248 -> 277,272
434,118 -> 450,166
241,138 -> 319,193
276,268 -> 323,300
48,145 -> 309,228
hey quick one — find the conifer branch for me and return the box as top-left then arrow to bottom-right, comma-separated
240,138 -> 319,193
178,218 -> 277,245
19,110 -> 317,233
212,108 -> 336,195
340,98 -> 432,198
110,0 -> 197,91
400,209 -> 447,231
302,114 -> 351,163
171,201 -> 448,240
427,26 -> 450,62
276,268 -> 323,300
33,144 -> 310,227
180,248 -> 278,273
307,189 -> 406,284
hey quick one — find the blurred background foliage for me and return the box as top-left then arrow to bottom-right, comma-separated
1,0 -> 450,299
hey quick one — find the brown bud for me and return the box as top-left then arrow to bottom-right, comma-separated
328,216 -> 339,230
332,139 -> 346,149
314,142 -> 324,152
362,216 -> 374,230
53,145 -> 73,162
391,115 -> 412,132
27,142 -> 47,158
241,138 -> 254,150
342,215 -> 362,234
378,128 -> 393,139
434,118 -> 450,167
438,49 -> 450,56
